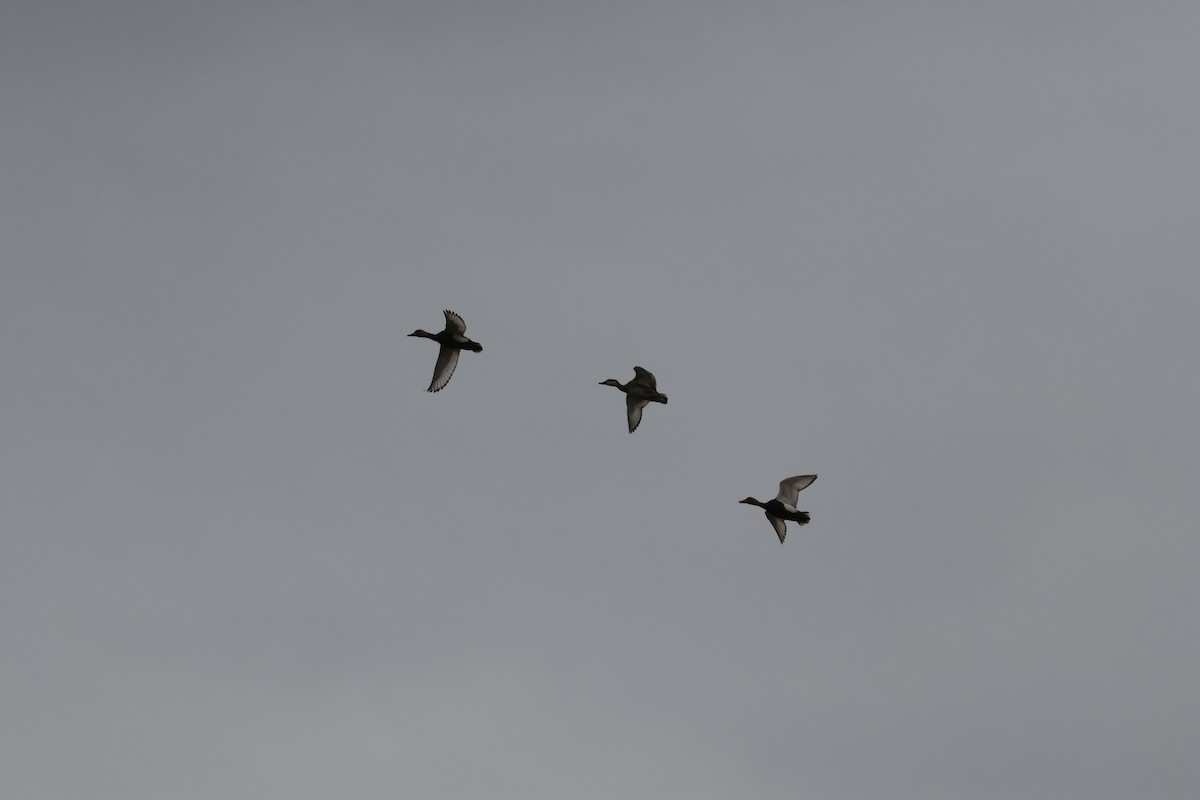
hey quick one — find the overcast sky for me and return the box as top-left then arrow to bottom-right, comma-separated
3,2 -> 1199,798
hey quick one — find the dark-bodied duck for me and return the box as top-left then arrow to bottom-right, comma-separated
739,475 -> 817,543
599,366 -> 668,433
408,310 -> 482,392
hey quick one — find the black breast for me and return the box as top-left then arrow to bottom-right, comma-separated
763,499 -> 809,524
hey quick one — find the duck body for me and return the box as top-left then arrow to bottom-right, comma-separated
409,310 -> 482,392
739,474 -> 817,543
599,366 -> 668,433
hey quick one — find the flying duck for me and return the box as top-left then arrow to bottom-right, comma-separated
599,366 -> 668,433
408,310 -> 482,392
739,475 -> 817,543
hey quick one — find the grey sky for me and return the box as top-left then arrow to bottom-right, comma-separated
3,1 -> 1199,798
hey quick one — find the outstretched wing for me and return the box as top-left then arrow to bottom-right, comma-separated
626,396 -> 650,433
443,309 -> 467,336
775,475 -> 817,508
630,366 -> 658,393
427,345 -> 460,392
766,512 -> 788,543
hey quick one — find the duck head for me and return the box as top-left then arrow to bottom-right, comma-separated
738,497 -> 764,507
408,329 -> 433,338
598,379 -> 623,388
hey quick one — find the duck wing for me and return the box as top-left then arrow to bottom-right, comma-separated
766,512 -> 788,544
775,475 -> 817,509
626,396 -> 650,433
427,345 -> 460,392
442,309 -> 468,336
630,366 -> 659,393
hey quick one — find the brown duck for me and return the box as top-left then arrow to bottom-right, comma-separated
599,366 -> 668,433
408,310 -> 482,392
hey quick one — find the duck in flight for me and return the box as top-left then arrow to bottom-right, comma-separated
739,475 -> 818,543
408,310 -> 482,392
599,366 -> 668,433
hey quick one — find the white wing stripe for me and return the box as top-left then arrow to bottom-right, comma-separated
767,513 -> 787,543
442,309 -> 467,336
775,475 -> 817,505
428,346 -> 460,392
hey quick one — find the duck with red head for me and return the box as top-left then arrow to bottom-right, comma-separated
408,309 -> 482,392
739,475 -> 817,543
